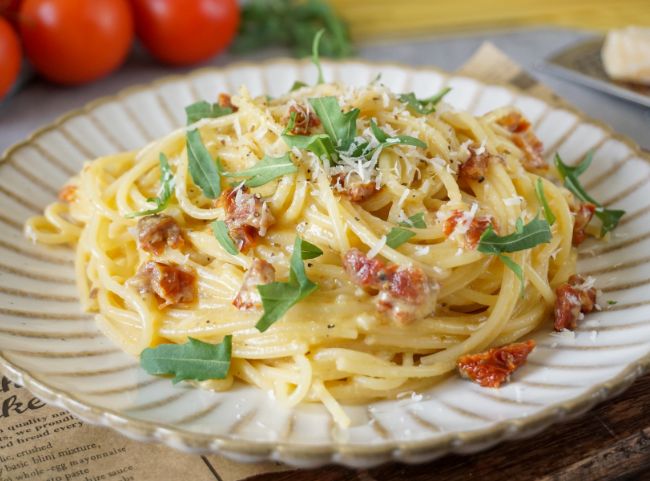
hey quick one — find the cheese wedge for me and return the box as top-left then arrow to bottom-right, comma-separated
602,26 -> 650,85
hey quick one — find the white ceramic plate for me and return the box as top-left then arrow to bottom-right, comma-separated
1,59 -> 649,469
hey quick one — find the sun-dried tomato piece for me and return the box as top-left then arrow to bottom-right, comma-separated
377,264 -> 438,325
285,103 -> 320,135
497,111 -> 531,134
442,210 -> 493,249
342,248 -> 438,324
331,174 -> 377,202
58,184 -> 77,203
131,261 -> 197,307
233,259 -> 276,310
218,93 -> 237,112
571,202 -> 596,246
466,216 -> 492,248
458,149 -> 489,185
137,214 -> 184,256
220,186 -> 275,253
342,248 -> 389,290
554,274 -> 597,331
512,132 -> 546,171
497,111 -> 547,171
457,340 -> 536,388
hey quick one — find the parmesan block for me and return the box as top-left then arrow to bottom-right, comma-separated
602,26 -> 650,85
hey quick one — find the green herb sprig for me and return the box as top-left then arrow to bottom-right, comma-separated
232,0 -> 353,59
126,153 -> 174,218
554,152 -> 625,236
255,237 -> 322,332
140,336 -> 232,383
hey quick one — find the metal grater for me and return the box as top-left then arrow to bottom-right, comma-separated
544,37 -> 650,108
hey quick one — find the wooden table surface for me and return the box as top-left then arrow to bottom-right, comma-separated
243,372 -> 650,481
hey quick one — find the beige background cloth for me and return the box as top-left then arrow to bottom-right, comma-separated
0,43 -> 618,481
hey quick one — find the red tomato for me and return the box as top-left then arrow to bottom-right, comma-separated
19,0 -> 134,85
0,0 -> 22,26
130,0 -> 239,66
0,16 -> 21,99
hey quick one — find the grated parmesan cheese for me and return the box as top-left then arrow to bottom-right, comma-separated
367,235 -> 387,259
503,196 -> 525,206
233,117 -> 242,138
473,138 -> 487,156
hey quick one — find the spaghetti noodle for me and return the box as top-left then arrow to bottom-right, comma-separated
25,76 -> 610,428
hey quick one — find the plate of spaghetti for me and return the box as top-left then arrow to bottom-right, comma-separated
2,45 -> 650,467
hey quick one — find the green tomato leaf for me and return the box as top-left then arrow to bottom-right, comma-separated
140,336 -> 232,383
223,153 -> 298,188
126,153 -> 175,218
185,101 -> 232,125
186,129 -> 221,199
210,220 -> 238,255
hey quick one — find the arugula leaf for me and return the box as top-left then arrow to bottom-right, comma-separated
554,152 -> 625,236
300,239 -> 323,259
282,131 -> 337,162
477,217 -> 552,254
399,212 -> 426,229
498,254 -> 525,294
223,153 -> 297,188
369,119 -> 426,150
290,80 -> 308,92
187,129 -> 222,199
386,227 -> 416,248
255,237 -> 321,332
312,28 -> 325,84
535,178 -> 556,226
398,87 -> 451,115
127,153 -> 174,218
211,220 -> 238,255
477,217 -> 550,297
309,96 -> 360,151
281,106 -> 336,162
185,101 -> 232,125
140,336 -> 232,383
